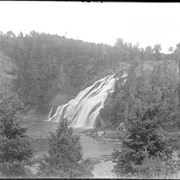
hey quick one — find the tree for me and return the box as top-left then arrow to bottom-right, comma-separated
0,30 -> 170,114
112,101 -> 179,178
38,118 -> 93,178
0,53 -> 17,96
144,46 -> 154,61
99,79 -> 128,129
64,56 -> 93,95
111,60 -> 180,178
168,47 -> 173,53
0,90 -> 33,177
153,44 -> 162,60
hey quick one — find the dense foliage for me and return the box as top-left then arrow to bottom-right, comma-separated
112,101 -> 180,178
1,31 -> 179,114
103,60 -> 180,178
0,91 -> 33,177
100,59 -> 179,130
38,118 -> 93,178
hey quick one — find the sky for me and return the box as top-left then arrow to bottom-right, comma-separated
0,2 -> 180,53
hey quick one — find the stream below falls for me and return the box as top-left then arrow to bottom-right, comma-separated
79,133 -> 119,178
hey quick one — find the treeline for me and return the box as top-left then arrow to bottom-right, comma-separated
0,31 -> 180,114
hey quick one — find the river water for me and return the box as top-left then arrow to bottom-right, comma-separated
79,133 -> 119,178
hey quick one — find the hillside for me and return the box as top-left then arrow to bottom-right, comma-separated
47,59 -> 179,130
1,31 -> 179,115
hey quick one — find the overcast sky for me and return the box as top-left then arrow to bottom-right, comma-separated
0,2 -> 180,53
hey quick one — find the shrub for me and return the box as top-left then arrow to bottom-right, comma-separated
133,154 -> 180,178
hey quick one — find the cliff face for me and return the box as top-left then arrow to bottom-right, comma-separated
48,60 -> 179,129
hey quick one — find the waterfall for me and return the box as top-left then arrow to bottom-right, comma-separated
47,107 -> 53,119
48,71 -> 128,129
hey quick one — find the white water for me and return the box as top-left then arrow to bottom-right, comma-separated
48,72 -> 128,129
47,107 -> 53,119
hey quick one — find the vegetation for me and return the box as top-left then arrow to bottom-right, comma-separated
0,91 -> 33,177
112,101 -> 180,178
100,59 -> 179,130
0,31 -> 179,114
0,30 -> 180,178
105,60 -> 180,178
38,118 -> 93,178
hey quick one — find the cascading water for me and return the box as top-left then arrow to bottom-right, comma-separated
48,71 -> 128,129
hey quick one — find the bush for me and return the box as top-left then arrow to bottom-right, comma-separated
38,118 -> 93,178
132,154 -> 180,178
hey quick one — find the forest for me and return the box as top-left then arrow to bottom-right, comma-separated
0,30 -> 180,178
1,30 -> 179,114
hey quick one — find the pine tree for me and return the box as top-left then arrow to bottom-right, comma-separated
0,92 -> 33,177
38,118 -> 93,178
112,101 -> 179,178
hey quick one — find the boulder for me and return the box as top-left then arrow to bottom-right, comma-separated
97,131 -> 105,137
116,122 -> 126,132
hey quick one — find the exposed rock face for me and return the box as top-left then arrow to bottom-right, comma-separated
47,60 -> 179,129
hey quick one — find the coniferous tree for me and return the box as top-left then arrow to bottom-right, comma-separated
112,100 -> 180,178
0,91 -> 33,177
38,118 -> 93,178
